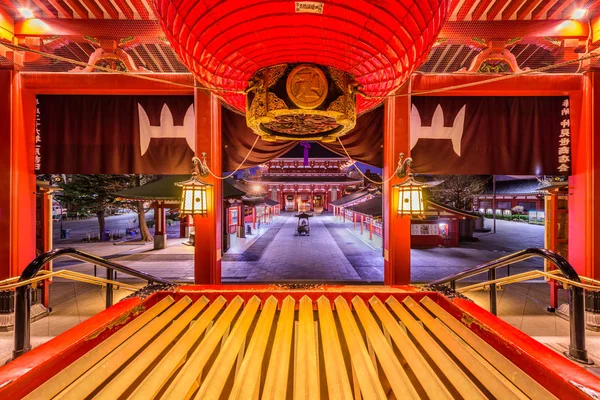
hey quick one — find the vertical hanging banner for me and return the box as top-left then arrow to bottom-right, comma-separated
34,98 -> 41,172
557,98 -> 571,174
410,96 -> 571,175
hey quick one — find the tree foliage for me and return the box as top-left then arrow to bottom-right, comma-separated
427,175 -> 488,211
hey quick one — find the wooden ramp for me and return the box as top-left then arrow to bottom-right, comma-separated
24,294 -> 556,400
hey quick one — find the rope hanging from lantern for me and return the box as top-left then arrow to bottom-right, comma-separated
205,136 -> 260,180
336,138 -> 398,186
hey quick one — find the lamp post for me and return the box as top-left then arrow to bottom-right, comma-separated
392,153 -> 425,217
175,153 -> 212,216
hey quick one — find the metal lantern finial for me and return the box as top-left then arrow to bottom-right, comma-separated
175,153 -> 212,216
393,153 -> 425,217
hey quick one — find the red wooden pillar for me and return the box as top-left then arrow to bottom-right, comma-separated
252,207 -> 256,229
361,215 -> 364,234
370,218 -> 373,240
193,91 -> 222,284
0,71 -> 37,279
342,207 -> 345,222
383,84 -> 412,285
353,213 -> 356,229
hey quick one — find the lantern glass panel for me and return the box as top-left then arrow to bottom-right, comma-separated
180,185 -> 208,215
397,184 -> 424,216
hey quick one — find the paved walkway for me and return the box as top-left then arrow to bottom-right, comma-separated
223,214 -> 362,282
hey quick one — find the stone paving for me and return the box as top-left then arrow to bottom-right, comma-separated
222,214 -> 362,282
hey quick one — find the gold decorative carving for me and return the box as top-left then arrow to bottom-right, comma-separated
286,65 -> 328,109
268,92 -> 288,111
267,64 -> 287,87
328,66 -> 346,91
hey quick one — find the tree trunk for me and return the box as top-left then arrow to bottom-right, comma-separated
138,201 -> 153,242
97,209 -> 106,241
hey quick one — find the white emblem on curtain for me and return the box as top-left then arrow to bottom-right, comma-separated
410,104 -> 466,156
138,103 -> 195,156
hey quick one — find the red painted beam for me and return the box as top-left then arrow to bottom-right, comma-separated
19,72 -> 194,94
517,0 -> 543,19
96,0 -> 119,19
486,0 -> 509,20
79,0 -> 104,19
46,0 -> 73,18
14,19 -> 163,36
62,0 -> 88,18
129,0 -> 149,20
447,0 -> 461,17
439,20 -> 589,39
548,0 -> 575,20
532,0 -> 559,20
31,0 -> 58,18
410,73 -> 584,96
471,0 -> 494,20
456,0 -> 477,21
502,0 -> 527,20
112,0 -> 134,19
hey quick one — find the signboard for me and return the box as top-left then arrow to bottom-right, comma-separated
411,224 -> 439,236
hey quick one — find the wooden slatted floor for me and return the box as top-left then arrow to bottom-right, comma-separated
24,294 -> 558,400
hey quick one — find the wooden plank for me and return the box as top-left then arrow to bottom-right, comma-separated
193,296 -> 261,400
316,296 -> 353,400
386,296 -> 487,400
403,296 -> 522,400
352,296 -> 420,400
229,296 -> 278,399
24,295 -> 175,400
262,296 -> 295,400
160,295 -> 244,399
55,296 -> 191,400
128,296 -> 228,400
420,296 -> 558,400
439,320 -> 529,400
294,295 -> 320,400
369,296 -> 453,400
334,296 -> 387,399
94,296 -> 210,399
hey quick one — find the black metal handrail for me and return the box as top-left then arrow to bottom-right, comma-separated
13,248 -> 173,359
429,248 -> 591,364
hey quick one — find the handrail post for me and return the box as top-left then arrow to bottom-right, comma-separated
106,268 -> 114,309
567,285 -> 590,364
13,285 -> 31,359
488,268 -> 497,316
450,280 -> 455,291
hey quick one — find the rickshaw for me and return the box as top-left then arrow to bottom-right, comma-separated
295,212 -> 311,236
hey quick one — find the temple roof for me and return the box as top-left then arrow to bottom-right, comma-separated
482,179 -> 543,195
115,175 -> 245,201
329,188 -> 372,206
348,196 -> 383,217
254,176 -> 362,183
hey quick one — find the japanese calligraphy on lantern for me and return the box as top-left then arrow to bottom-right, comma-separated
34,98 -> 41,171
557,98 -> 571,174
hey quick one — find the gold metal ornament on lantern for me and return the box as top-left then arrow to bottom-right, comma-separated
286,64 -> 328,109
245,63 -> 357,142
393,153 -> 425,217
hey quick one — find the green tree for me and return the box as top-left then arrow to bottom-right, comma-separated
119,175 -> 162,242
428,175 -> 487,210
56,175 -> 132,241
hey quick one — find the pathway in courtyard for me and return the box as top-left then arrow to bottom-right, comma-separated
222,214 -> 363,282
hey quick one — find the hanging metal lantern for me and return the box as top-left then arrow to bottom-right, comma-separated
176,154 -> 212,216
393,153 -> 425,217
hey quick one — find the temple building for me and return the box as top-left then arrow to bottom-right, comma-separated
246,143 -> 364,212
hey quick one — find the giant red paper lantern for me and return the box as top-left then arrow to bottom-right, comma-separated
153,0 -> 450,114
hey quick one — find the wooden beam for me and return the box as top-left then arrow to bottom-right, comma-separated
14,18 -> 162,36
502,0 -> 527,20
31,0 -> 58,18
471,0 -> 494,20
129,0 -> 149,19
548,0 -> 575,20
79,0 -> 104,19
46,0 -> 73,18
95,0 -> 118,19
439,20 -> 589,40
456,0 -> 477,20
517,0 -> 544,19
487,0 -> 510,20
532,0 -> 559,20
62,0 -> 88,18
112,0 -> 134,19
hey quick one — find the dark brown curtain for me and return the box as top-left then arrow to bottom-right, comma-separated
222,106 -> 384,170
221,107 -> 297,171
321,107 -> 384,167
